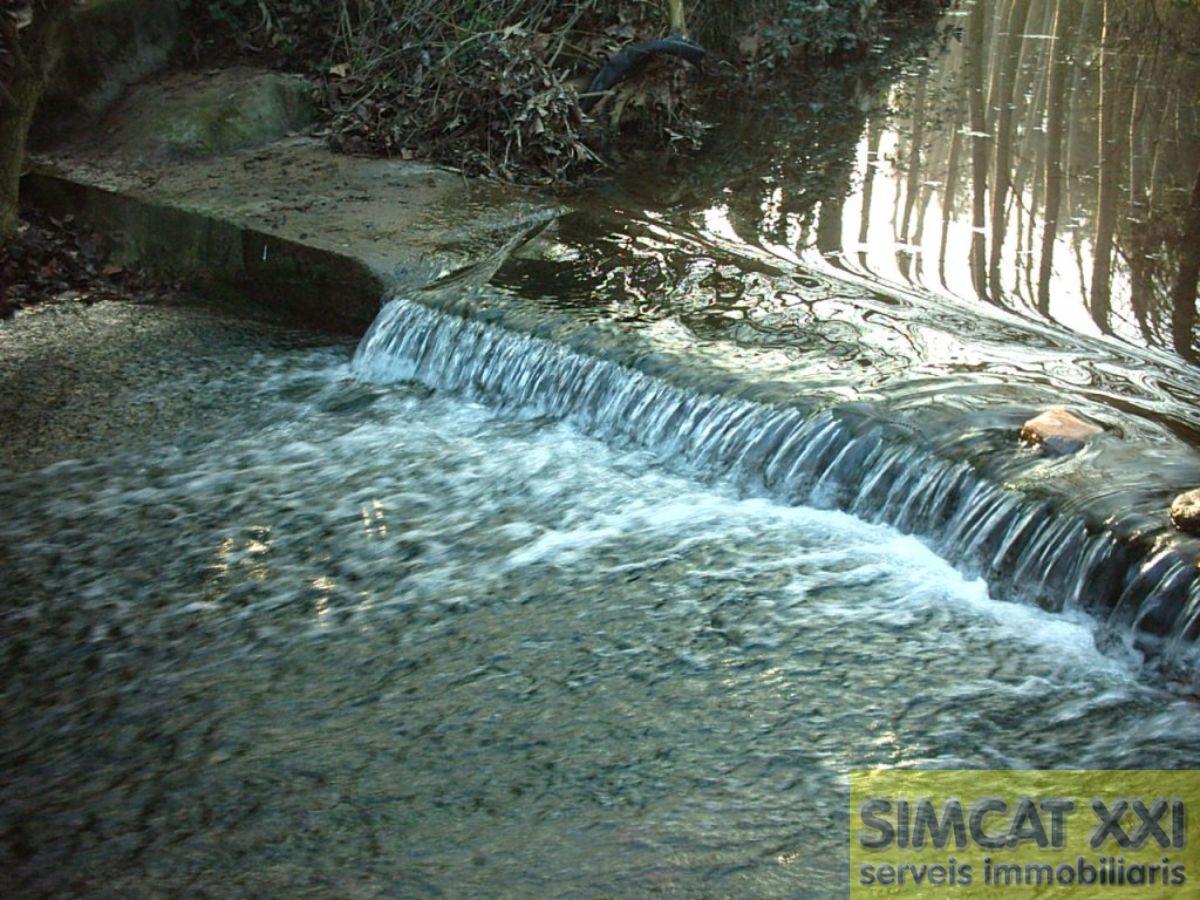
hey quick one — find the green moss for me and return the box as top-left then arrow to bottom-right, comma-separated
124,74 -> 318,158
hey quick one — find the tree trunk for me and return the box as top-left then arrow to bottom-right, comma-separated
667,0 -> 686,34
1090,0 -> 1123,333
0,72 -> 42,238
857,118 -> 883,270
1063,0 -> 1101,225
899,63 -> 928,245
937,120 -> 961,287
1172,167 -> 1200,361
987,0 -> 1033,292
967,0 -> 990,299
0,5 -> 74,240
1038,0 -> 1073,314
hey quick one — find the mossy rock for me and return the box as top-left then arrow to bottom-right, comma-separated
111,70 -> 318,159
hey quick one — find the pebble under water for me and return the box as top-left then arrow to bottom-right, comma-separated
2,301 -> 1199,897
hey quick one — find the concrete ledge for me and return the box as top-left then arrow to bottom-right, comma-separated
24,67 -> 558,333
22,172 -> 387,333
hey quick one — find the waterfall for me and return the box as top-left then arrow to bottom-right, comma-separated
353,298 -> 1200,670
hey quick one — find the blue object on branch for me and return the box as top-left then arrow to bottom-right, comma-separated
581,34 -> 707,110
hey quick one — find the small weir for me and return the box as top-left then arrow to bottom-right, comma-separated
354,298 -> 1200,670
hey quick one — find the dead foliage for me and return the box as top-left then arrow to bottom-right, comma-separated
182,0 -> 938,184
0,211 -> 166,318
185,0 -> 713,184
326,22 -> 603,182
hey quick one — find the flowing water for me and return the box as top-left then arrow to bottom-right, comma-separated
2,1 -> 1200,895
3,301 -> 1200,897
488,0 -> 1200,661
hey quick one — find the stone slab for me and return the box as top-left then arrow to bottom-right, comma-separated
25,70 -> 559,332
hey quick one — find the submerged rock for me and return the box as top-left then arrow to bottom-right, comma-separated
1020,407 -> 1102,455
1170,489 -> 1200,535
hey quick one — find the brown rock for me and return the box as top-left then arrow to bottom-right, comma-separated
1020,407 -> 1102,455
1170,489 -> 1200,535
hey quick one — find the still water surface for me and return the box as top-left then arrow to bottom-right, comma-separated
595,0 -> 1200,357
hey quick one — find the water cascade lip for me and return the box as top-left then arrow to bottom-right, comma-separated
353,296 -> 1200,677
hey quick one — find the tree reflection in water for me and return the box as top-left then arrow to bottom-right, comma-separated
834,0 -> 1199,355
614,0 -> 1200,363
